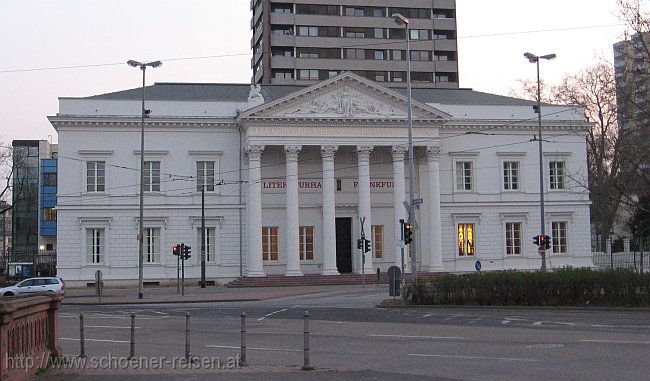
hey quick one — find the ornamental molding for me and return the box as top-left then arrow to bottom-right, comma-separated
78,149 -> 114,156
320,145 -> 338,161
245,145 -> 265,160
284,145 -> 302,161
49,118 -> 235,129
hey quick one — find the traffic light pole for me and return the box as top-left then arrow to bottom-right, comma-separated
201,186 -> 206,288
176,249 -> 180,294
181,244 -> 185,297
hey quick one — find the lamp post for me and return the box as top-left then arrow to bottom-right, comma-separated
127,59 -> 162,299
523,52 -> 556,272
392,13 -> 417,282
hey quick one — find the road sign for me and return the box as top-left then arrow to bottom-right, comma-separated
538,246 -> 546,256
474,260 -> 482,273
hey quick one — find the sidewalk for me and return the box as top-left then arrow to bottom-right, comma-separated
62,285 -> 349,305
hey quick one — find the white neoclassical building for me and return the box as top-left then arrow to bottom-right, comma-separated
49,73 -> 593,286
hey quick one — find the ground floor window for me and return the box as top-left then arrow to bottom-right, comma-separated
86,228 -> 104,264
505,222 -> 522,255
299,226 -> 314,260
372,225 -> 383,259
457,223 -> 475,256
197,227 -> 216,262
145,227 -> 160,263
551,222 -> 568,254
262,226 -> 279,261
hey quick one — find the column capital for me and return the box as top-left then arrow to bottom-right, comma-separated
320,145 -> 338,161
426,145 -> 442,160
245,145 -> 265,161
391,145 -> 407,161
284,145 -> 302,161
356,145 -> 373,162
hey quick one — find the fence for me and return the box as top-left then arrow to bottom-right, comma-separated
592,251 -> 650,272
0,294 -> 62,381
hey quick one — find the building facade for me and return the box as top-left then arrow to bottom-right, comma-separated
251,0 -> 458,88
49,73 -> 592,286
11,140 -> 57,277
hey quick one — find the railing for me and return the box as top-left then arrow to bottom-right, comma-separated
592,251 -> 650,272
0,294 -> 62,381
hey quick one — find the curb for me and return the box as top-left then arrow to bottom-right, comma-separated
376,300 -> 650,312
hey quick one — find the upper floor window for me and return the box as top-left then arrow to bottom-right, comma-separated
456,162 -> 473,191
197,161 -> 215,192
345,49 -> 365,59
298,26 -> 318,37
271,25 -> 294,35
273,69 -> 294,79
271,3 -> 292,13
86,161 -> 105,192
43,208 -> 57,221
144,161 -> 161,192
298,69 -> 319,80
549,161 -> 565,190
410,50 -> 430,61
410,29 -> 429,40
296,4 -> 338,15
43,173 -> 57,187
344,27 -> 365,38
503,161 -> 520,191
345,7 -> 364,17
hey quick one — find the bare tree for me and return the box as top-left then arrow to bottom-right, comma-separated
0,143 -> 27,215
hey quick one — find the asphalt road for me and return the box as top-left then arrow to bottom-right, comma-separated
46,286 -> 650,381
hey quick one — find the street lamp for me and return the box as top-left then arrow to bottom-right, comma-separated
127,59 -> 162,299
391,13 -> 417,282
523,52 -> 556,272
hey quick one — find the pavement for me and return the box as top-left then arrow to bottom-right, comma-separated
62,284 -> 335,305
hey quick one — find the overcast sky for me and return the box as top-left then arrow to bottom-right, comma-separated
0,0 -> 627,143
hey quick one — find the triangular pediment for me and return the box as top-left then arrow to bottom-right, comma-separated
238,72 -> 451,121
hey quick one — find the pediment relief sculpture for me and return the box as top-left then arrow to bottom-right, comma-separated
285,87 -> 405,118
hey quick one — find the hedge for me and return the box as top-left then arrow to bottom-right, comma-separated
402,268 -> 650,307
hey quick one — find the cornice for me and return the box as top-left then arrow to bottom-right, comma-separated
49,117 -> 235,129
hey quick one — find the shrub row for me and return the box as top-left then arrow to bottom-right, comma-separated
402,269 -> 650,307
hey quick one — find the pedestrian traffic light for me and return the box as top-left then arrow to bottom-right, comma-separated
404,223 -> 413,245
357,238 -> 364,250
183,245 -> 192,260
363,239 -> 371,253
172,244 -> 180,256
533,235 -> 540,246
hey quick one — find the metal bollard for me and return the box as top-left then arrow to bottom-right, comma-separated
240,312 -> 247,366
185,312 -> 191,360
79,314 -> 86,358
129,313 -> 136,358
302,310 -> 312,370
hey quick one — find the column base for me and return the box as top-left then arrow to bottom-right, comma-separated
321,268 -> 340,276
285,269 -> 304,277
421,265 -> 445,273
245,270 -> 266,277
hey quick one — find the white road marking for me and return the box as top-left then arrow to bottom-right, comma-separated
84,325 -> 141,329
257,308 -> 288,321
580,339 -> 650,345
291,305 -> 302,309
206,345 -> 300,352
61,338 -> 130,343
422,314 -> 432,318
501,320 -> 511,324
369,334 -> 465,340
150,311 -> 168,315
532,321 -> 575,326
409,353 -> 539,362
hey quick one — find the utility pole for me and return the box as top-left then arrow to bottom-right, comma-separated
201,186 -> 206,288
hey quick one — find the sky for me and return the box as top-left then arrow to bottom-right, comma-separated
0,0 -> 628,143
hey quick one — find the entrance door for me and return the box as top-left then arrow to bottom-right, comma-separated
335,218 -> 352,273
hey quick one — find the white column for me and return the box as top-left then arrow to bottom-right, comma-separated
321,145 -> 339,275
392,146 -> 408,268
357,145 -> 374,273
246,145 -> 265,277
284,145 -> 303,276
424,144 -> 444,272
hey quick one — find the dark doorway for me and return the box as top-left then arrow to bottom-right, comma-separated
335,218 -> 352,273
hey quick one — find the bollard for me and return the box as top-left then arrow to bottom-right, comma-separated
302,310 -> 312,371
185,312 -> 191,360
79,314 -> 86,358
240,312 -> 247,366
129,313 -> 136,358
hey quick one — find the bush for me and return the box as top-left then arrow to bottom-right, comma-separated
402,269 -> 650,307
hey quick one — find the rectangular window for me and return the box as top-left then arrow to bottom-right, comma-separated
410,29 -> 429,40
299,226 -> 314,260
503,161 -> 520,190
298,69 -> 319,79
457,223 -> 475,257
273,69 -> 294,79
372,225 -> 383,259
86,161 -> 105,192
551,222 -> 568,254
345,7 -> 364,16
86,228 -> 103,264
197,161 -> 215,191
345,49 -> 365,59
298,26 -> 318,36
144,161 -> 161,192
197,227 -> 216,262
391,50 -> 403,60
43,208 -> 57,221
145,227 -> 160,263
456,162 -> 473,191
549,161 -> 565,190
410,50 -> 430,61
373,28 -> 384,38
43,173 -> 57,187
262,226 -> 279,261
505,223 -> 522,255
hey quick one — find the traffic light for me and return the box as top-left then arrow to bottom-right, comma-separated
540,235 -> 551,250
172,244 -> 180,256
363,239 -> 371,253
357,238 -> 364,250
404,223 -> 413,245
533,235 -> 540,246
183,245 -> 192,260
